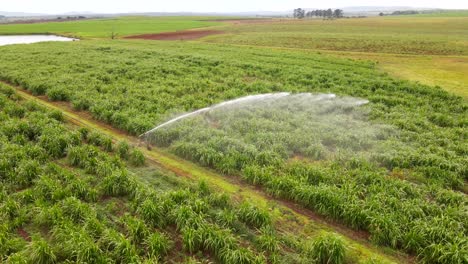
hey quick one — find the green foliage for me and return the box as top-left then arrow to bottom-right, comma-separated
182,227 -> 201,253
122,214 -> 149,244
15,160 -> 42,187
87,131 -> 113,152
204,16 -> 468,55
0,91 -> 291,264
219,247 -> 263,264
0,16 -> 220,38
0,20 -> 466,263
116,141 -> 130,160
237,202 -> 271,228
101,229 -> 140,263
129,149 -> 145,166
78,127 -> 89,140
145,232 -> 171,259
46,87 -> 69,101
419,236 -> 468,264
307,233 -> 346,264
27,236 -> 56,264
137,198 -> 166,228
47,110 -> 64,122
101,170 -> 134,197
256,227 -> 280,253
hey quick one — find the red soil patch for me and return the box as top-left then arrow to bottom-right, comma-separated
17,228 -> 31,242
124,30 -> 224,41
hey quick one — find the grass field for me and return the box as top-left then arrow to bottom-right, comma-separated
0,14 -> 466,264
204,16 -> 468,55
410,10 -> 468,17
0,16 -> 220,38
321,51 -> 468,98
199,16 -> 468,98
2,82 -> 382,264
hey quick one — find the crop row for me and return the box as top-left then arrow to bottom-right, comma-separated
0,41 -> 466,262
0,85 -> 364,264
153,108 -> 467,263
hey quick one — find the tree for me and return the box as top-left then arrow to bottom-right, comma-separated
379,12 -> 384,16
317,10 -> 324,18
293,8 -> 305,19
326,9 -> 333,19
333,9 -> 344,18
110,26 -> 118,40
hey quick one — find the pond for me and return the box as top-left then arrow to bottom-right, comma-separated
0,35 -> 77,46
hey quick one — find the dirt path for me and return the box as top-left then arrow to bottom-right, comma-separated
6,82 -> 411,263
124,30 -> 224,41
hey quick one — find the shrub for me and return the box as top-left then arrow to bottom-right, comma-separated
60,197 -> 95,223
145,232 -> 172,259
419,237 -> 468,264
219,247 -> 260,264
47,110 -> 64,122
46,87 -> 69,101
182,227 -> 202,254
307,233 -> 346,264
5,105 -> 25,118
129,149 -> 145,166
29,84 -> 47,96
72,97 -> 91,111
237,202 -> 271,228
0,85 -> 15,97
0,228 -> 26,258
207,193 -> 230,208
256,228 -> 280,253
116,141 -> 130,160
77,127 -> 89,140
87,132 -> 113,152
27,236 -> 57,264
215,209 -> 238,228
15,160 -> 42,187
109,232 -> 140,263
122,214 -> 149,244
39,128 -> 77,158
101,170 -> 134,197
137,198 -> 165,228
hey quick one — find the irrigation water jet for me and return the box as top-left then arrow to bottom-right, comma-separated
140,92 -> 372,144
139,92 -> 398,165
140,92 -> 294,137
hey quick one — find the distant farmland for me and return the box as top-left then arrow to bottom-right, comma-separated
0,16 -> 221,38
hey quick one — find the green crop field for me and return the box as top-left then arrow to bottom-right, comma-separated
199,16 -> 468,98
0,14 -> 467,264
410,10 -> 468,17
204,17 -> 468,55
0,16 -> 220,38
1,83 -> 352,263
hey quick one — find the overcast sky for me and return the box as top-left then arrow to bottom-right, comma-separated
2,0 -> 467,14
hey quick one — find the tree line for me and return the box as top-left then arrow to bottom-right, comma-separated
379,10 -> 420,16
293,8 -> 344,19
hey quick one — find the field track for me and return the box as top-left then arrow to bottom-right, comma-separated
2,80 -> 412,263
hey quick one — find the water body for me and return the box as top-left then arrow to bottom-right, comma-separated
0,35 -> 77,46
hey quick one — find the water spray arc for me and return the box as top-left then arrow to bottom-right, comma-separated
140,92 -> 369,138
139,92 -> 293,138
